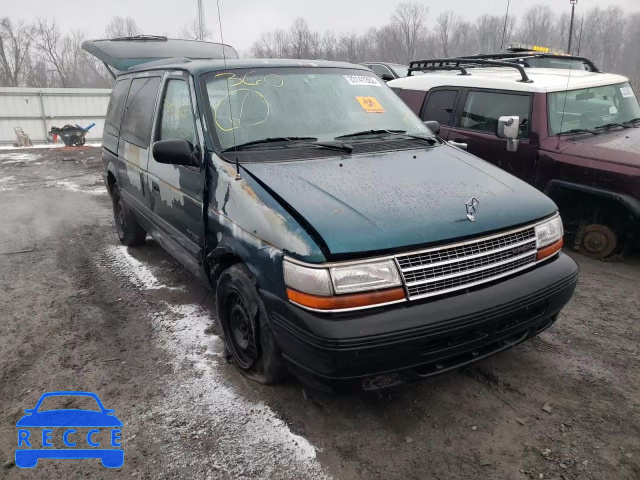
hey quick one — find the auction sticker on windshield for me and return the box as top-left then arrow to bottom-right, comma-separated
620,86 -> 635,98
356,96 -> 385,113
343,75 -> 381,87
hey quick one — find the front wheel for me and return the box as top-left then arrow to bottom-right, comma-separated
216,264 -> 286,384
111,183 -> 146,246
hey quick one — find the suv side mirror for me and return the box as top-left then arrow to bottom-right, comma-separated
380,73 -> 395,82
152,139 -> 199,167
424,120 -> 440,135
497,116 -> 520,152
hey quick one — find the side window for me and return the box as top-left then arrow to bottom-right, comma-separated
370,64 -> 392,78
121,76 -> 162,149
157,79 -> 197,145
104,79 -> 130,137
397,89 -> 428,116
458,90 -> 531,138
422,89 -> 458,126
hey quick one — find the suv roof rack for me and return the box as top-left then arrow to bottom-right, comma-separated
408,58 -> 533,83
459,53 -> 600,73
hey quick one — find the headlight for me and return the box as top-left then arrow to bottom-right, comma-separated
283,260 -> 332,296
330,260 -> 402,294
535,214 -> 564,248
535,214 -> 564,260
283,258 -> 405,311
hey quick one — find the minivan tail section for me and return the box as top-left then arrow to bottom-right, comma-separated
82,37 -> 238,72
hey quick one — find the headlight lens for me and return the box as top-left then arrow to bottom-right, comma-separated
283,260 -> 332,296
330,260 -> 402,294
535,215 -> 564,248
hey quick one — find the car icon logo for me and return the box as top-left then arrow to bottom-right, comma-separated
15,391 -> 123,468
465,197 -> 479,222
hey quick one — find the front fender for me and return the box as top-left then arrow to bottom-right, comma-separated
544,180 -> 640,219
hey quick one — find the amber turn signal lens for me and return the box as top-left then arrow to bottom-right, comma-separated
287,287 -> 406,311
537,238 -> 563,261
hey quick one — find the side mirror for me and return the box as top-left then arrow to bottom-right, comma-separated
424,120 -> 440,135
380,73 -> 395,82
497,116 -> 520,152
152,139 -> 199,167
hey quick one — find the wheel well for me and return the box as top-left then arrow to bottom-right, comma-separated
552,189 -> 632,229
107,171 -> 117,194
207,252 -> 242,288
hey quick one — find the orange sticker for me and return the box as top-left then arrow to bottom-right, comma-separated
356,96 -> 385,113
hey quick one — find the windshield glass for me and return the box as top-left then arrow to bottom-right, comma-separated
548,82 -> 640,135
204,68 -> 432,151
390,65 -> 409,78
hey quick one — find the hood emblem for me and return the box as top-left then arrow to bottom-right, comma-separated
465,197 -> 479,222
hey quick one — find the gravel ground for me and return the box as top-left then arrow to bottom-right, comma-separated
0,147 -> 638,480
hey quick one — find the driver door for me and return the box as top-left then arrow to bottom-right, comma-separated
147,74 -> 205,261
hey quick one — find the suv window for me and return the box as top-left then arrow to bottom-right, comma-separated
369,64 -> 392,78
459,90 -> 531,138
104,79 -> 130,137
158,79 -> 197,145
121,76 -> 161,149
422,89 -> 458,126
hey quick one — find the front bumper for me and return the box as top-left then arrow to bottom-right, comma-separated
262,253 -> 579,391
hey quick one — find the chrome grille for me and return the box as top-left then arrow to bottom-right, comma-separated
396,227 -> 537,300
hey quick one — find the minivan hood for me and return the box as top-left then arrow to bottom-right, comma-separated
542,128 -> 640,168
243,146 -> 557,257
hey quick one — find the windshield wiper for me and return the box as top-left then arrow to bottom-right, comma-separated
595,123 -> 630,131
335,129 -> 437,145
221,137 -> 317,152
557,128 -> 600,136
335,129 -> 406,139
622,117 -> 640,127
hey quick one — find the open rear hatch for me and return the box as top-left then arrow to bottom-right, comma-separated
82,36 -> 238,72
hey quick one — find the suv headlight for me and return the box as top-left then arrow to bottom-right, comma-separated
283,259 -> 405,311
535,214 -> 564,260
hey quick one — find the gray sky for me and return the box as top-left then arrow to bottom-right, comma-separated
5,0 -> 638,52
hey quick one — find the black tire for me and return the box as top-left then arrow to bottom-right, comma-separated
216,264 -> 286,384
111,183 -> 146,246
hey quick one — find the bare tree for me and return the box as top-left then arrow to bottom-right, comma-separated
104,16 -> 141,39
289,18 -> 310,59
0,17 -> 32,86
181,19 -> 211,41
392,2 -> 428,64
518,5 -> 554,46
436,11 -> 462,57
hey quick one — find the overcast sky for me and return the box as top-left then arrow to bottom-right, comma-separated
5,0 -> 638,52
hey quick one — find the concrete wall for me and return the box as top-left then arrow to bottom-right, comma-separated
0,87 -> 112,145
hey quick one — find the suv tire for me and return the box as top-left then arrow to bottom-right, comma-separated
216,264 -> 286,384
112,183 -> 146,246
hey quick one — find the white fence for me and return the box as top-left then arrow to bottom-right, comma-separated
0,87 -> 112,145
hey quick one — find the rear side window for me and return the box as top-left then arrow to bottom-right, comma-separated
121,76 -> 162,149
397,89 -> 428,116
157,79 -> 197,145
104,79 -> 130,137
459,90 -> 531,138
422,89 -> 458,126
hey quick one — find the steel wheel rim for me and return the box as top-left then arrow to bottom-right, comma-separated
225,291 -> 257,370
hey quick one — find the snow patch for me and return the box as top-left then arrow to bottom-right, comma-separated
103,245 -> 182,291
0,142 -> 102,151
54,180 -> 107,196
151,302 -> 326,477
0,152 -> 41,163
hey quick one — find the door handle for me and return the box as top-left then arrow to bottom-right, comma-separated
448,140 -> 468,150
152,181 -> 160,192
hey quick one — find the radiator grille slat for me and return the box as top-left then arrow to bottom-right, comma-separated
396,227 -> 537,300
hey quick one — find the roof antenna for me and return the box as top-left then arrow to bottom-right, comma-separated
556,49 -> 576,150
500,0 -> 511,51
216,0 -> 240,180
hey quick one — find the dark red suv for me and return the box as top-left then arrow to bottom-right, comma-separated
389,57 -> 640,257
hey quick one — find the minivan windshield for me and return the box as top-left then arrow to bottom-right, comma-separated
548,82 -> 640,135
204,68 -> 433,152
